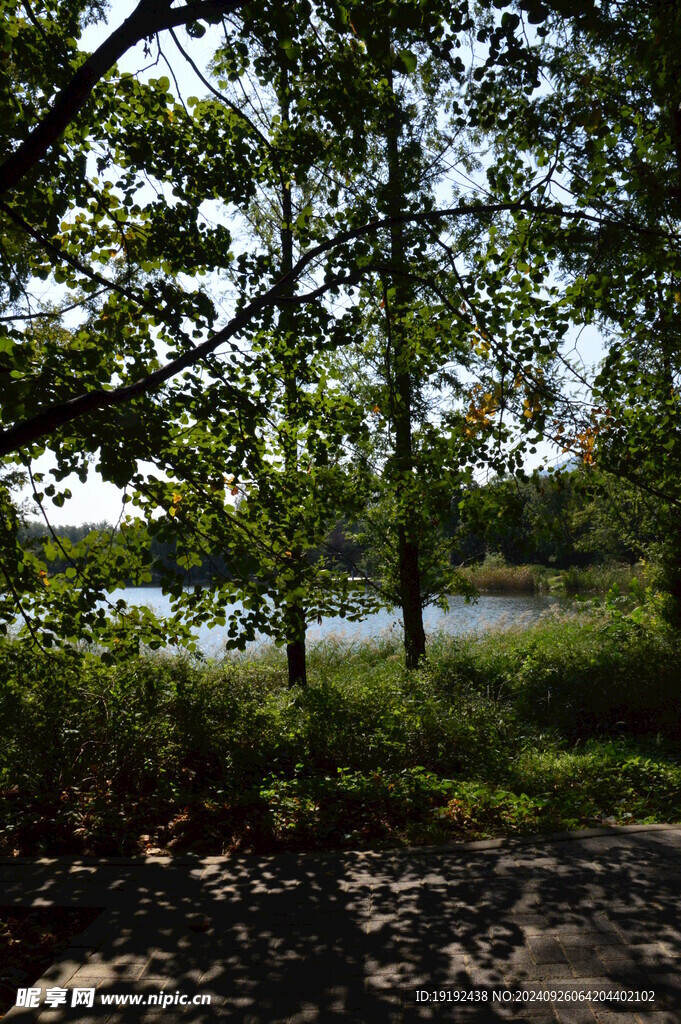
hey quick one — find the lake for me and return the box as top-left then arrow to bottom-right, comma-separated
112,588 -> 564,656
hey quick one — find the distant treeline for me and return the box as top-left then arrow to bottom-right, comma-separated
447,467 -> 654,570
20,467 -> 655,584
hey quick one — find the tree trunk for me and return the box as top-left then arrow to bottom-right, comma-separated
385,56 -> 426,669
279,64 -> 307,687
285,601 -> 307,687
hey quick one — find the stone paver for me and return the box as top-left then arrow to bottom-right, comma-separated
2,824 -> 680,1022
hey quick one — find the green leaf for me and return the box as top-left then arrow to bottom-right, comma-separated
395,49 -> 418,74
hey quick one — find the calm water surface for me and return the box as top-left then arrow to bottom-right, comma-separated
113,587 -> 564,656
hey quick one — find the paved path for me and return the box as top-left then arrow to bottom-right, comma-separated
2,825 -> 680,1023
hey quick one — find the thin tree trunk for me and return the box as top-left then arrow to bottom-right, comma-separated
285,598 -> 307,686
279,65 -> 307,687
384,56 -> 426,669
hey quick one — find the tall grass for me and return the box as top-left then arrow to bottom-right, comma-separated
464,553 -> 649,594
465,558 -> 544,592
1,608 -> 679,854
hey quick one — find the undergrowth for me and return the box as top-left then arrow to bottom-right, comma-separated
1,608 -> 679,855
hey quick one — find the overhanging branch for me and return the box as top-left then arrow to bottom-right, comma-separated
0,0 -> 249,197
1,199 -> 673,458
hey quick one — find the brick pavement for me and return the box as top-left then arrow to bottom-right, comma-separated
2,824 -> 680,1023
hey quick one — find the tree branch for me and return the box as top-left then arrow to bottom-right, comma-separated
0,0 -> 249,197
0,198 -> 672,458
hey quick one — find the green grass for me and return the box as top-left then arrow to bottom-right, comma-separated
1,609 -> 680,855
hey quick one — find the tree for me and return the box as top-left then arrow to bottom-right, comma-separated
122,11 -> 380,683
483,0 -> 681,618
316,1 -> 557,665
1,0 -> 624,662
